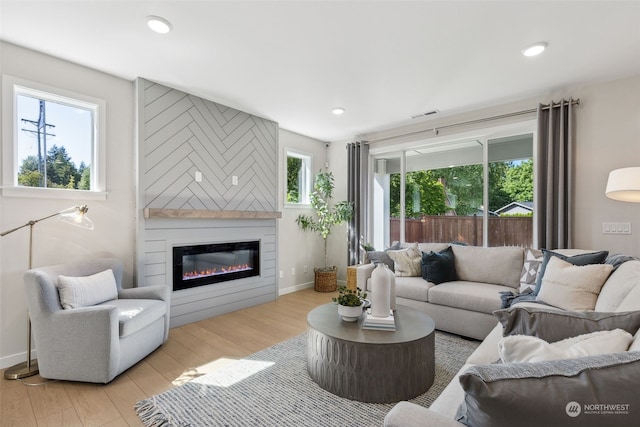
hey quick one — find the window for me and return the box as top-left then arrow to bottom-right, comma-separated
376,130 -> 534,249
2,76 -> 106,199
285,149 -> 312,205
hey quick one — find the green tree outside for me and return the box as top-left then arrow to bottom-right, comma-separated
390,160 -> 533,217
286,156 -> 302,203
17,145 -> 90,190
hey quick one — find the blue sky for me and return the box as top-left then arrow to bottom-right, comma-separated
16,95 -> 93,170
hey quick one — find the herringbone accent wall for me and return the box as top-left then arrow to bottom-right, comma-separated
142,79 -> 278,211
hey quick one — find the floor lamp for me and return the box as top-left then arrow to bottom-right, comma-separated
1,204 -> 94,380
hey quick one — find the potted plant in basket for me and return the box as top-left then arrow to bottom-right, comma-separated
332,286 -> 367,322
296,170 -> 353,292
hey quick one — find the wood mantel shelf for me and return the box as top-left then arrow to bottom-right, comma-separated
144,208 -> 282,219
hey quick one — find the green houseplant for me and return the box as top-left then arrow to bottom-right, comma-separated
296,170 -> 353,291
332,286 -> 367,322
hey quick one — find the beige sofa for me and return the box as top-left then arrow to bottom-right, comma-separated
383,258 -> 640,427
357,243 -> 526,340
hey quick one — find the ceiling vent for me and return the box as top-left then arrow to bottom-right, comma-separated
411,110 -> 439,119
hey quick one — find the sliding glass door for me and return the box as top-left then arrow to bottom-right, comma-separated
370,132 -> 533,249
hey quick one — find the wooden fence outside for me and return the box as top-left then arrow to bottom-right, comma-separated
390,216 -> 533,247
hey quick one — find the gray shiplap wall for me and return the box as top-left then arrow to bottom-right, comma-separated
136,78 -> 279,327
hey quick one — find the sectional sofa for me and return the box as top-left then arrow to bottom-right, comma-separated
357,243 -> 640,426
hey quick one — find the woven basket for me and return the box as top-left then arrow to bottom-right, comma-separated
314,266 -> 337,292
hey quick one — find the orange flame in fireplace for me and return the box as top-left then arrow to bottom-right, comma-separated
183,264 -> 252,280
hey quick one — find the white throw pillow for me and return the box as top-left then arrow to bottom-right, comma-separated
57,269 -> 118,309
499,329 -> 633,363
536,256 -> 613,310
387,242 -> 422,277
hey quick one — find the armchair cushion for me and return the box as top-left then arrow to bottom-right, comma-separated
98,299 -> 167,337
57,269 -> 118,309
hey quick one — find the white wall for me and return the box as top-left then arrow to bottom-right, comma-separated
0,43 -> 136,368
570,75 -> 640,256
277,129 -> 331,294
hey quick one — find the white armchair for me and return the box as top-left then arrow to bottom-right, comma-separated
24,258 -> 170,383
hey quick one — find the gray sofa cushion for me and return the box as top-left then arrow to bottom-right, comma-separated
451,245 -> 523,288
456,352 -> 640,427
366,251 -> 395,270
395,276 -> 433,302
494,305 -> 640,343
428,281 -> 513,314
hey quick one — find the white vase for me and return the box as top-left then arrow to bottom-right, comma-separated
384,264 -> 396,311
338,303 -> 364,322
371,263 -> 391,317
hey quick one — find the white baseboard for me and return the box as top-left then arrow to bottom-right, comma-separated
278,280 -> 346,296
279,282 -> 313,295
0,349 -> 38,370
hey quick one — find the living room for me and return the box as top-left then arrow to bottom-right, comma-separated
1,1 -> 640,426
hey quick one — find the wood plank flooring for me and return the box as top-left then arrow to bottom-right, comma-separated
0,288 -> 334,427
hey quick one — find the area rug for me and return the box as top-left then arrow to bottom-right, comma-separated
135,331 -> 479,426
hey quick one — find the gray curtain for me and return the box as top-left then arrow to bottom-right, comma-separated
347,141 -> 369,265
535,98 -> 575,249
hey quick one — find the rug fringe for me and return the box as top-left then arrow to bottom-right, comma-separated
135,397 -> 176,427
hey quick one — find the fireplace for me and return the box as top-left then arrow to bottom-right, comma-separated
173,240 -> 260,291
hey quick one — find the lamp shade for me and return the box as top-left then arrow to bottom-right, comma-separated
605,167 -> 640,203
58,205 -> 95,230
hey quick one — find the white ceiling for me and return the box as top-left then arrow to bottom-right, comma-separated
1,1 -> 639,142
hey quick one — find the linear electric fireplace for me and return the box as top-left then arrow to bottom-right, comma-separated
173,240 -> 260,291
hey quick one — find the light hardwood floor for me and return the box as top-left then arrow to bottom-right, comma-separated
0,288 -> 335,427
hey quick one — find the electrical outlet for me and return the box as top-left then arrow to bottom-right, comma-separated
195,171 -> 202,182
279,270 -> 283,279
304,265 -> 308,273
232,176 -> 238,185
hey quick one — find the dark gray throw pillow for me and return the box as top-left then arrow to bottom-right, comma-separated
421,246 -> 457,285
493,306 -> 640,343
366,251 -> 395,271
533,249 -> 609,296
456,352 -> 640,427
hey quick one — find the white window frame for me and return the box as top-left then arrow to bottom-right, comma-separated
284,148 -> 312,207
1,75 -> 107,200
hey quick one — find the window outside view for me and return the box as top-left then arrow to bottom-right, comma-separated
286,151 -> 311,205
386,135 -> 534,248
16,92 -> 94,190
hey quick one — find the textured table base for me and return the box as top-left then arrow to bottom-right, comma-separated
307,327 -> 435,403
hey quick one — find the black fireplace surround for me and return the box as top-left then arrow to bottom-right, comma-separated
173,240 -> 260,291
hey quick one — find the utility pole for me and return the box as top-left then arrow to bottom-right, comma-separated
21,100 -> 55,187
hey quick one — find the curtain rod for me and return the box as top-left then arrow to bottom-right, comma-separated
364,98 -> 580,144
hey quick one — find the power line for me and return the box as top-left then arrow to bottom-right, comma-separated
20,100 -> 56,187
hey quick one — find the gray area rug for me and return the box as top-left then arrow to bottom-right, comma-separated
136,331 -> 479,426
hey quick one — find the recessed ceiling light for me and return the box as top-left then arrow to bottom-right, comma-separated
147,15 -> 173,34
522,42 -> 547,57
332,107 -> 345,115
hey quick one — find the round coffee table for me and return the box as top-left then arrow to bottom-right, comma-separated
306,303 -> 435,403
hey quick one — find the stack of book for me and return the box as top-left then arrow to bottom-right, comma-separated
362,308 -> 396,331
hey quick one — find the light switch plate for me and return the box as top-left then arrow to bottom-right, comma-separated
602,222 -> 632,235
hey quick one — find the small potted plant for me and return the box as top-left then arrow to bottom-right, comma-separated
332,286 -> 367,322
